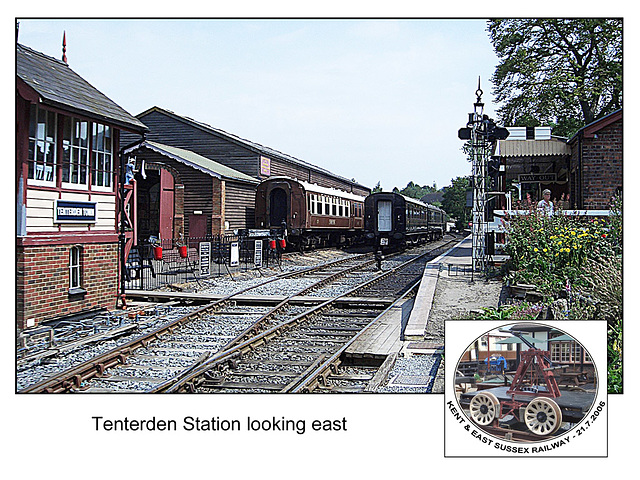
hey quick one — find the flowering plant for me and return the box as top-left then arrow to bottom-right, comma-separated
502,194 -> 622,392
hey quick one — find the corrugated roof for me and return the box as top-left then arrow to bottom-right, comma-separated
126,141 -> 259,184
16,43 -> 147,132
496,138 -> 570,157
139,106 -> 369,190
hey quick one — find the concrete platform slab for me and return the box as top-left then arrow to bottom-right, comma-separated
403,237 -> 470,340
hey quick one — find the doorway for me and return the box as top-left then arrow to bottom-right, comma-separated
269,187 -> 288,227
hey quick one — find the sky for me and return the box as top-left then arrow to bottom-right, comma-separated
15,18 -> 501,191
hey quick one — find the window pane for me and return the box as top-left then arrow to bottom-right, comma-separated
36,140 -> 45,164
63,117 -> 71,144
79,121 -> 88,148
93,123 -> 104,150
104,125 -> 111,151
46,111 -> 56,143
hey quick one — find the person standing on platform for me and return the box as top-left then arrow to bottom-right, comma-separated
537,189 -> 554,216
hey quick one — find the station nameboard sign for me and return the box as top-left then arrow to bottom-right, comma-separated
518,173 -> 557,183
54,200 -> 97,223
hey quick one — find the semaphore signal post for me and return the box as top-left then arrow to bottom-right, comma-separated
458,79 -> 509,275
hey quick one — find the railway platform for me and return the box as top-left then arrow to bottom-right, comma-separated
348,235 -> 503,360
404,236 -> 470,341
346,235 -> 504,392
344,237 -> 488,392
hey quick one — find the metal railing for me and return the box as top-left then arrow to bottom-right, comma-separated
124,235 -> 281,290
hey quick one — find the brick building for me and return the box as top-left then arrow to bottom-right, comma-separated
16,43 -> 147,330
568,109 -> 622,209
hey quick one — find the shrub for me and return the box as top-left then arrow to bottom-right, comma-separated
501,194 -> 622,392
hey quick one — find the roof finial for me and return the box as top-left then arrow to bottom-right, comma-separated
475,76 -> 483,103
62,31 -> 67,64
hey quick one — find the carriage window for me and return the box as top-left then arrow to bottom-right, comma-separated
332,198 -> 337,216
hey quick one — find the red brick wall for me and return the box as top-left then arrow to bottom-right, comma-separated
581,120 -> 622,209
570,117 -> 622,209
16,242 -> 119,331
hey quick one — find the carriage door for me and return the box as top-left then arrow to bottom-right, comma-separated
377,200 -> 392,232
269,187 -> 288,227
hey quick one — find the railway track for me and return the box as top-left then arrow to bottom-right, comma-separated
18,238 -> 455,393
158,245 -> 448,393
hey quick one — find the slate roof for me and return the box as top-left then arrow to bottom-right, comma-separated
125,140 -> 259,184
16,43 -> 147,133
138,106 -> 369,191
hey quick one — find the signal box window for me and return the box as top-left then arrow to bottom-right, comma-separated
62,118 -> 89,188
27,105 -> 57,186
92,123 -> 113,190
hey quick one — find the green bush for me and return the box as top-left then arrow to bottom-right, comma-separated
501,195 -> 622,392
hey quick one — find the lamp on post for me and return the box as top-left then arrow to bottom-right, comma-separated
458,78 -> 509,276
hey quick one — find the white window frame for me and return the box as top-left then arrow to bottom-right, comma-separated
69,246 -> 82,290
61,117 -> 90,190
91,122 -> 114,191
27,105 -> 57,187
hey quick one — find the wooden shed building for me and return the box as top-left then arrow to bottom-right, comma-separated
16,43 -> 147,330
122,140 -> 259,241
121,106 -> 370,235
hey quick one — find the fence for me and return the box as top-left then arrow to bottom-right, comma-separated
124,234 -> 281,290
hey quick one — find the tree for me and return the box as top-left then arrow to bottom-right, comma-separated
371,181 -> 383,193
441,176 -> 471,230
488,19 -> 622,137
393,181 -> 436,199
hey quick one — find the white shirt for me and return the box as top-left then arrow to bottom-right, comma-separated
537,199 -> 554,216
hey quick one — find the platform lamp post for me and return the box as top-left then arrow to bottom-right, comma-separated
118,138 -> 145,309
458,78 -> 509,276
118,145 -> 128,309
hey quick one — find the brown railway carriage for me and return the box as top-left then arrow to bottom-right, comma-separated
256,177 -> 366,249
